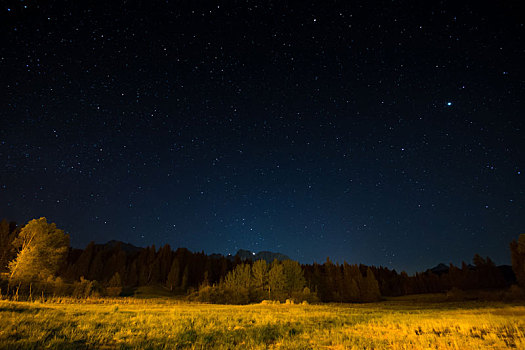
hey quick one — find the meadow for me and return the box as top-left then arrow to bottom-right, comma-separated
0,294 -> 524,349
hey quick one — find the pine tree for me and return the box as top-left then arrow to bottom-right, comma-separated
0,219 -> 18,273
361,267 -> 381,302
310,263 -> 327,301
148,258 -> 161,285
65,241 -> 95,281
323,257 -> 341,301
106,272 -> 122,296
181,265 -> 189,291
136,249 -> 151,285
157,244 -> 172,281
166,258 -> 180,291
87,250 -> 104,282
281,259 -> 305,296
349,264 -> 364,300
126,259 -> 138,286
342,262 -> 360,302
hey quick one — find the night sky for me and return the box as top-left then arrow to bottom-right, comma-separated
1,1 -> 524,273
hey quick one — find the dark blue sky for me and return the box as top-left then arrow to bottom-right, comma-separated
1,0 -> 523,273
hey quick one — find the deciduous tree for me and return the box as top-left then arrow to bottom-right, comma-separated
9,217 -> 69,283
251,259 -> 268,290
268,260 -> 286,299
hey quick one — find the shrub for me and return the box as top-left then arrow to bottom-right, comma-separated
194,285 -> 250,304
106,273 -> 123,297
291,287 -> 319,304
446,287 -> 466,301
505,285 -> 525,301
72,277 -> 103,298
51,277 -> 71,296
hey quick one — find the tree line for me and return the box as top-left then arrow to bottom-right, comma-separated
0,218 -> 523,303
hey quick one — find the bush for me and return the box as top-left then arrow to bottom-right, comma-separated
73,277 -> 103,298
50,277 -> 72,297
446,287 -> 466,301
291,287 -> 319,304
194,285 -> 250,304
505,285 -> 525,301
191,285 -> 216,303
249,288 -> 267,303
106,273 -> 123,297
477,289 -> 505,301
106,286 -> 122,297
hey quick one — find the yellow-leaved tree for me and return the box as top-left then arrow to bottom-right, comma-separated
9,217 -> 69,283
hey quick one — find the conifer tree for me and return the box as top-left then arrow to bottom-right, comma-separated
361,267 -> 381,302
342,262 -> 360,302
281,259 -> 305,296
510,235 -> 525,287
65,241 -> 95,281
157,244 -> 172,281
166,258 -> 181,291
0,219 -> 17,272
126,259 -> 138,286
106,272 -> 122,296
181,265 -> 189,291
87,250 -> 105,281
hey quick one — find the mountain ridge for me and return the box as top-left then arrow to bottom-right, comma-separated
94,241 -> 290,263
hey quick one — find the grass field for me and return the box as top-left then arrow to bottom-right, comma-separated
1,295 -> 524,349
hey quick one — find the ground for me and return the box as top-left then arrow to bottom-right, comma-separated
0,294 -> 524,349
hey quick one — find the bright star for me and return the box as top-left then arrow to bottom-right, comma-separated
446,102 -> 452,106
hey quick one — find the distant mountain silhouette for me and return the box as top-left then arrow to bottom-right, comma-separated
427,263 -> 476,275
497,265 -> 516,284
428,263 -> 449,275
98,240 -> 142,254
427,263 -> 516,284
96,241 -> 290,263
233,249 -> 291,263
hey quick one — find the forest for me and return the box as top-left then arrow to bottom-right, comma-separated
1,217 -> 523,304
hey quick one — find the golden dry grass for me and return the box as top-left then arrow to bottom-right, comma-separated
0,296 -> 524,349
